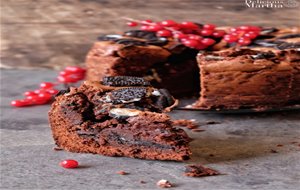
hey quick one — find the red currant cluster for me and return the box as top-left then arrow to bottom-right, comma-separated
223,26 -> 261,46
11,66 -> 86,107
126,18 -> 261,49
57,66 -> 86,83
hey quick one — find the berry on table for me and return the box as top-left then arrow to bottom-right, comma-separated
11,99 -> 32,107
24,91 -> 37,97
40,82 -> 54,89
60,159 -> 79,169
11,66 -> 86,107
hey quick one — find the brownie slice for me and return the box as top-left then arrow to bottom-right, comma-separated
195,48 -> 299,109
85,30 -> 200,97
48,76 -> 191,161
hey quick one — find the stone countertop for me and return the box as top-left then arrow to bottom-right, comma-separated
1,69 -> 300,190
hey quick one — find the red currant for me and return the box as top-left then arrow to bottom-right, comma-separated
238,37 -> 252,46
34,89 -> 46,94
127,21 -> 138,27
161,20 -> 177,27
59,71 -> 68,77
24,91 -> 37,97
188,34 -> 202,41
250,26 -> 261,32
223,34 -> 238,43
47,89 -> 59,95
243,31 -> 258,39
201,38 -> 216,46
38,92 -> 52,99
203,24 -> 215,30
237,25 -> 251,31
212,30 -> 226,38
141,19 -> 152,25
200,29 -> 214,36
11,99 -> 32,107
140,25 -> 150,31
182,39 -> 200,48
156,30 -> 172,37
26,95 -> 39,101
195,43 -> 208,50
60,159 -> 79,169
173,32 -> 187,39
40,82 -> 54,89
180,21 -> 199,29
65,66 -> 86,74
148,24 -> 164,32
230,28 -> 239,33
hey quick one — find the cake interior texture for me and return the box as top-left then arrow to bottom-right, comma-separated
48,77 -> 191,161
85,28 -> 300,109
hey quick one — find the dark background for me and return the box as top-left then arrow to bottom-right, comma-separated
1,0 -> 299,70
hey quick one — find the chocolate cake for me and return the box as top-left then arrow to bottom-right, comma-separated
195,48 -> 300,109
85,30 -> 200,97
48,76 -> 191,161
85,27 -> 300,109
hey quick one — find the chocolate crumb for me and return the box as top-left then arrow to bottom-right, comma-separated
140,180 -> 146,184
117,171 -> 129,175
192,128 -> 205,132
172,119 -> 199,129
156,179 -> 172,188
270,149 -> 278,153
53,147 -> 63,151
184,164 -> 220,177
277,144 -> 284,147
206,121 -> 221,125
209,154 -> 215,157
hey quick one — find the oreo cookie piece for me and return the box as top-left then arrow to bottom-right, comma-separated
252,40 -> 282,47
55,88 -> 70,97
276,42 -> 300,50
115,39 -> 146,46
102,76 -> 150,87
153,89 -> 175,109
124,30 -> 157,40
109,87 -> 148,104
277,33 -> 300,39
146,37 -> 168,46
98,34 -> 123,41
251,51 -> 276,59
260,27 -> 279,35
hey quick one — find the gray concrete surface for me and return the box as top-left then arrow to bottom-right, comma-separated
1,69 -> 300,190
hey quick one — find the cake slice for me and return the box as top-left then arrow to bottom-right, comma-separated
195,48 -> 299,109
48,76 -> 191,161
